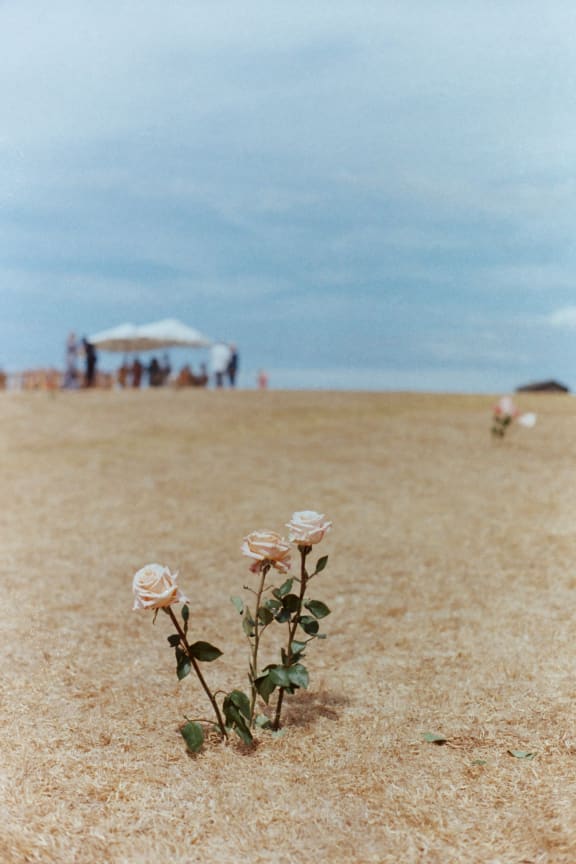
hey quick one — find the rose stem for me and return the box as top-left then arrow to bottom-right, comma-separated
272,545 -> 310,731
249,562 -> 270,724
167,606 -> 228,739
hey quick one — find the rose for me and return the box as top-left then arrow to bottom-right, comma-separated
286,510 -> 332,545
132,564 -> 189,610
494,396 -> 518,418
241,530 -> 292,573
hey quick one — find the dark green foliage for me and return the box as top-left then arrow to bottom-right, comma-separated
314,555 -> 329,574
272,578 -> 294,599
304,599 -> 331,619
223,690 -> 253,745
176,647 -> 191,680
180,721 -> 204,753
298,615 -> 319,635
188,641 -> 223,662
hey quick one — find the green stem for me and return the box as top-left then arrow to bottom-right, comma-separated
272,545 -> 310,730
167,607 -> 228,740
249,563 -> 270,724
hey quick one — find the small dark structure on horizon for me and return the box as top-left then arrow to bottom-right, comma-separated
516,379 -> 570,394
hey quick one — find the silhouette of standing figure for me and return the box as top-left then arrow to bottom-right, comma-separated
82,338 -> 97,387
227,344 -> 239,387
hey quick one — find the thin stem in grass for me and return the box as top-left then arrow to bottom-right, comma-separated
272,545 -> 311,731
249,562 -> 271,724
166,607 -> 228,740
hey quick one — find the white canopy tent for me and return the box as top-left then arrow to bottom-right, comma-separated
137,318 -> 212,349
89,319 -> 212,352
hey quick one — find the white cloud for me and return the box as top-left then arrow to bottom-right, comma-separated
546,307 -> 576,329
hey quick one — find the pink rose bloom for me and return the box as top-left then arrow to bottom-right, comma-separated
132,564 -> 189,610
286,510 -> 332,545
494,396 -> 518,418
241,530 -> 292,573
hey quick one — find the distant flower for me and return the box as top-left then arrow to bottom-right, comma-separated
286,510 -> 332,545
493,396 -> 518,418
241,530 -> 292,573
491,396 -> 521,439
518,412 -> 537,428
132,564 -> 189,610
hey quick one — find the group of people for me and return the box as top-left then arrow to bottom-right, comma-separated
62,333 -> 249,390
116,355 -> 173,388
63,332 -> 98,388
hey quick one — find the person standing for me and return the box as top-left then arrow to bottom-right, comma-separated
227,344 -> 239,387
63,331 -> 79,388
132,357 -> 143,388
210,342 -> 232,388
82,338 -> 97,387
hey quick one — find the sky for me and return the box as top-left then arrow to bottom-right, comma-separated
3,0 -> 576,391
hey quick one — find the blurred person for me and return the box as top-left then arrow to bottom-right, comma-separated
176,364 -> 194,387
257,369 -> 269,390
196,362 -> 208,387
117,359 -> 130,388
132,357 -> 143,388
227,344 -> 239,387
82,338 -> 97,388
63,331 -> 79,389
161,353 -> 171,385
210,342 -> 232,388
148,356 -> 161,387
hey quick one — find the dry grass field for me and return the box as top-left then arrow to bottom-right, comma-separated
2,388 -> 576,863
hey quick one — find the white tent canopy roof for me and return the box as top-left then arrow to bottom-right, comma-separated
138,318 -> 212,348
89,319 -> 212,352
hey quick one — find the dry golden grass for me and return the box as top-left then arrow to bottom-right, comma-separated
2,388 -> 576,863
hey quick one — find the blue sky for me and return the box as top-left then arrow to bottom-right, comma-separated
2,0 -> 576,390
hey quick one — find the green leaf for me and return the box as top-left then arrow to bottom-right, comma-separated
176,651 -> 191,680
223,692 -> 253,745
422,732 -> 447,744
189,641 -> 223,662
242,613 -> 255,637
167,633 -> 181,647
287,664 -> 309,689
314,555 -> 329,574
255,672 -> 277,704
508,750 -> 536,760
282,593 -> 301,613
290,640 -> 308,655
304,599 -> 331,619
181,604 -> 190,622
254,714 -> 271,729
269,666 -> 292,688
264,597 -> 281,613
231,596 -> 244,614
298,615 -> 319,635
273,578 -> 294,599
257,606 -> 274,626
227,689 -> 251,721
180,721 -> 204,753
275,608 -> 292,624
232,716 -> 253,746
